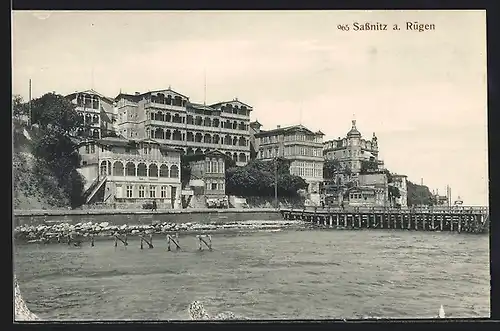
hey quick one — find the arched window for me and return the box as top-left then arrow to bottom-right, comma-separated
239,137 -> 246,146
170,165 -> 179,178
172,130 -> 182,141
187,132 -> 194,142
233,153 -> 238,162
212,118 -> 220,127
113,161 -> 124,176
155,128 -> 164,139
160,164 -> 169,177
137,163 -> 147,177
224,135 -> 231,145
232,121 -> 238,130
204,117 -> 211,127
126,162 -> 136,176
149,164 -> 158,177
100,161 -> 107,176
232,137 -> 238,145
239,153 -> 247,163
203,134 -> 211,144
195,133 -> 202,143
165,130 -> 171,140
92,129 -> 99,138
195,116 -> 203,126
213,135 -> 220,144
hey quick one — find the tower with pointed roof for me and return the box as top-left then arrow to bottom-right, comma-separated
323,120 -> 384,174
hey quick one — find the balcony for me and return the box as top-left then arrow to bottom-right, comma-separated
144,101 -> 186,112
220,112 -> 251,120
148,120 -> 249,135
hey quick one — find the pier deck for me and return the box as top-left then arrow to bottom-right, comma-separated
279,206 -> 489,234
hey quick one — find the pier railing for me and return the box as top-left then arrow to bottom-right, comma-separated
279,205 -> 489,234
282,205 -> 489,214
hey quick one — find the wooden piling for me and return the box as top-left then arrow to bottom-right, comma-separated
90,234 -> 94,247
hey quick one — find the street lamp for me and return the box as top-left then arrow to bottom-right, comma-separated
274,157 -> 278,209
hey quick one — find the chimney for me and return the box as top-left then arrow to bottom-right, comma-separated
135,92 -> 140,95
277,125 -> 281,129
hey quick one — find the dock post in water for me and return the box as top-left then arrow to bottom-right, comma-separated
197,234 -> 212,251
90,234 -> 94,247
166,234 -> 181,251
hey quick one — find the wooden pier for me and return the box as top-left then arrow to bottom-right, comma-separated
280,206 -> 489,234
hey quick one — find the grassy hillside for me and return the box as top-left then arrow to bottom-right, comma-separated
13,121 -> 70,210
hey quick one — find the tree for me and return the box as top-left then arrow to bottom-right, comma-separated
15,93 -> 86,208
407,180 -> 436,206
225,158 -> 307,198
323,159 -> 341,179
388,185 -> 401,206
360,159 -> 379,174
13,95 -> 29,118
31,92 -> 83,134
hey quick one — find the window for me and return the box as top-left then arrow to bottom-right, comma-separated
211,183 -> 218,190
85,145 -> 90,153
126,185 -> 133,198
161,186 -> 167,198
149,186 -> 156,198
139,185 -> 145,198
91,145 -> 95,153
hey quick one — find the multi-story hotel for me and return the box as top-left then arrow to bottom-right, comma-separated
323,120 -> 384,173
66,89 -> 117,140
114,88 -> 252,166
252,124 -> 324,195
66,90 -> 118,167
78,136 -> 183,209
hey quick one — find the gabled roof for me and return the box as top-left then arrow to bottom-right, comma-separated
254,124 -> 321,137
148,87 -> 189,100
187,102 -> 217,112
114,87 -> 190,102
66,89 -> 115,104
210,99 -> 253,110
204,149 -> 228,158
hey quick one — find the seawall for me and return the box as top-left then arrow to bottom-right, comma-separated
13,208 -> 283,227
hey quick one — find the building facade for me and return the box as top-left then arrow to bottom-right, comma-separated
66,90 -> 118,167
114,88 -> 252,166
78,136 -> 182,209
357,172 -> 389,206
253,124 -> 324,194
184,150 -> 228,208
66,89 -> 117,140
323,120 -> 383,173
391,174 -> 408,207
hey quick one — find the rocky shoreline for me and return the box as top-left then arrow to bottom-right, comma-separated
14,220 -> 308,244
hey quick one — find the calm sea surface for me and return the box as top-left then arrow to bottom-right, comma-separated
14,227 -> 490,320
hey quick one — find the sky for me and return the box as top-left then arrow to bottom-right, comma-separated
12,10 -> 488,205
